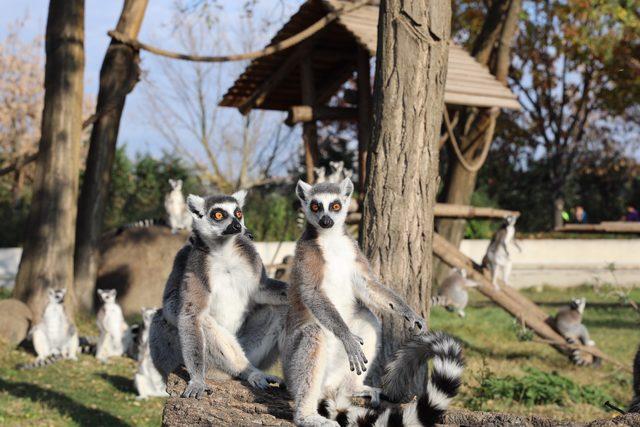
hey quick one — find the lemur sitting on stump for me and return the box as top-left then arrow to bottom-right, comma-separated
149,190 -> 289,398
282,178 -> 464,427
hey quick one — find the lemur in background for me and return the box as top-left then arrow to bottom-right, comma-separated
629,344 -> 640,412
18,288 -> 79,370
482,215 -> 520,291
164,179 -> 192,233
149,190 -> 289,399
96,289 -> 130,362
283,178 -> 463,427
552,298 -> 600,366
135,307 -> 168,399
431,268 -> 478,318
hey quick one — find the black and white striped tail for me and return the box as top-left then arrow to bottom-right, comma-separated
320,331 -> 464,427
116,218 -> 167,234
17,354 -> 64,370
430,296 -> 450,308
79,335 -> 97,356
566,337 -> 601,367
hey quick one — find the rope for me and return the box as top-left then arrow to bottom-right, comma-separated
108,0 -> 371,63
444,108 -> 496,172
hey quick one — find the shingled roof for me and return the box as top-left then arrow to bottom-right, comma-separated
219,0 -> 521,111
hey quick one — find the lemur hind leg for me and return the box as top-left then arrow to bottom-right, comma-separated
284,323 -> 337,427
237,305 -> 287,371
503,260 -> 513,285
149,312 -> 183,384
32,326 -> 51,360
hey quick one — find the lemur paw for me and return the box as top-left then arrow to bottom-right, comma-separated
341,333 -> 368,375
182,380 -> 210,399
247,371 -> 283,390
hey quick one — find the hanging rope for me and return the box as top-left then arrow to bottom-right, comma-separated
443,108 -> 496,172
108,0 -> 371,63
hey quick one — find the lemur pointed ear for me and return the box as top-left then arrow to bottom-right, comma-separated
296,180 -> 312,202
187,194 -> 205,218
339,177 -> 354,198
59,288 -> 67,296
232,189 -> 248,208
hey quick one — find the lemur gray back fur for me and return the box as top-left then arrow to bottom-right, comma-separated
283,178 -> 463,427
431,268 -> 477,318
553,297 -> 599,366
630,344 -> 640,413
149,189 -> 288,399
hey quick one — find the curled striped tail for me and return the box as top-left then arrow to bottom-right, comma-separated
565,337 -> 601,367
17,354 -> 63,370
430,295 -> 450,308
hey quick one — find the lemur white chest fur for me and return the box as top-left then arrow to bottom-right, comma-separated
317,230 -> 357,322
207,240 -> 258,333
101,303 -> 126,337
42,303 -> 69,346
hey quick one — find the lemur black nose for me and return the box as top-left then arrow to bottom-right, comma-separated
223,219 -> 242,235
318,215 -> 334,229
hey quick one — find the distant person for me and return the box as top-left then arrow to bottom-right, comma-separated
625,206 -> 640,222
573,205 -> 588,223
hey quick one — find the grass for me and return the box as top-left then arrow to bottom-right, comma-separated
430,285 -> 640,422
0,284 -> 637,425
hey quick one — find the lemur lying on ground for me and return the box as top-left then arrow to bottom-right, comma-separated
282,178 -> 464,427
149,190 -> 289,398
431,268 -> 478,318
482,215 -> 520,291
18,288 -> 79,370
552,297 -> 600,366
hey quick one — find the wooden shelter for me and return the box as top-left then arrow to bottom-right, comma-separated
220,0 -> 520,187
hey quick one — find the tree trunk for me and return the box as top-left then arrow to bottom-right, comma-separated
74,0 -> 148,312
361,0 -> 450,373
12,0 -> 85,321
435,0 -> 521,285
554,196 -> 565,229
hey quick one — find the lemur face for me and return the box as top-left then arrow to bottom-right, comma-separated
296,178 -> 353,231
570,297 -> 586,314
47,288 -> 66,304
97,288 -> 117,304
187,190 -> 247,241
168,179 -> 182,191
505,215 -> 517,226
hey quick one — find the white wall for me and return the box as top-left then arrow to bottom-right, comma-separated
2,239 -> 639,289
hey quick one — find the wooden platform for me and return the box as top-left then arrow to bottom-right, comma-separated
556,222 -> 640,234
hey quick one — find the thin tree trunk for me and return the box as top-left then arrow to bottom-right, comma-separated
74,0 -> 148,312
435,0 -> 521,285
12,0 -> 85,321
361,0 -> 450,374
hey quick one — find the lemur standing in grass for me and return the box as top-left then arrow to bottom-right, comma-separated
164,179 -> 192,233
135,307 -> 168,399
96,289 -> 130,362
283,178 -> 463,427
629,344 -> 640,412
552,298 -> 600,366
431,268 -> 478,318
482,215 -> 520,291
149,190 -> 289,398
18,288 -> 79,370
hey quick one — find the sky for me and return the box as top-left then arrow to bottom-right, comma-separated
0,0 -> 301,159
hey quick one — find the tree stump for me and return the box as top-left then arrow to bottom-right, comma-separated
162,371 -> 640,426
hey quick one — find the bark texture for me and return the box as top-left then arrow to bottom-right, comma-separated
360,0 -> 451,372
12,0 -> 85,321
74,0 -> 148,312
162,371 -> 640,427
435,0 -> 521,285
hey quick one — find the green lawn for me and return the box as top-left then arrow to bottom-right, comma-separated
0,285 -> 637,425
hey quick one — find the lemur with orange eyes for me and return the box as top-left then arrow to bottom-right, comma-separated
282,178 -> 464,427
148,190 -> 289,398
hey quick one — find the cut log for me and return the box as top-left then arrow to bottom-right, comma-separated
162,371 -> 640,426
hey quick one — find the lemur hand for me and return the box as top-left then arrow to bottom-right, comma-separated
246,370 -> 283,390
400,308 -> 426,333
182,379 -> 210,399
340,332 -> 368,375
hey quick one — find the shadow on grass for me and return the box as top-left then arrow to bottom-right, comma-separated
96,373 -> 135,394
0,378 -> 130,426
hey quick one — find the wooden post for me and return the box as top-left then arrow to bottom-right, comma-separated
12,0 -> 85,320
300,51 -> 318,184
357,47 -> 371,196
74,0 -> 149,312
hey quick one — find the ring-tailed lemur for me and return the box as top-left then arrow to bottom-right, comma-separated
552,298 -> 600,366
149,189 -> 289,399
629,345 -> 640,412
164,179 -> 192,233
18,288 -> 79,370
96,289 -> 130,362
282,178 -> 463,427
482,215 -> 520,291
431,268 -> 478,318
135,307 -> 169,399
